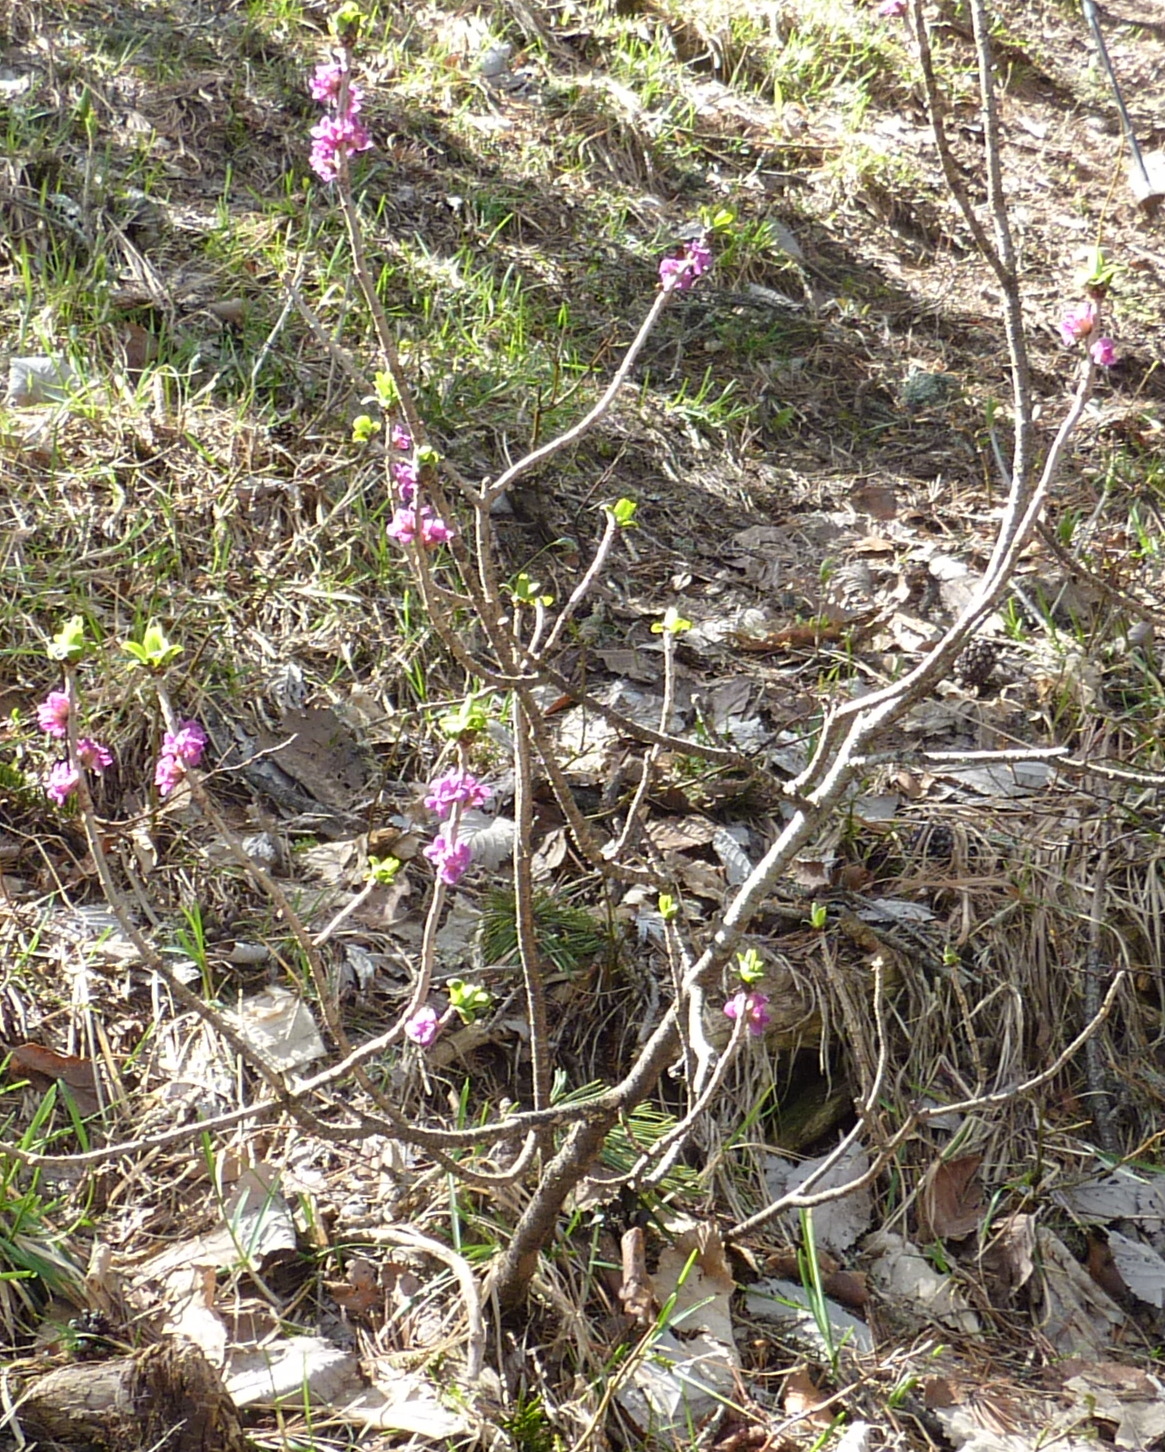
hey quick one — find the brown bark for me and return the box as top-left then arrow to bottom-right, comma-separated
16,1337 -> 247,1452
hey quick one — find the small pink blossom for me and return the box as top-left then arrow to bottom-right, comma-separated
387,507 -> 418,544
163,720 -> 207,766
659,236 -> 713,293
424,770 -> 492,819
154,753 -> 185,798
877,0 -> 908,16
1090,336 -> 1117,367
404,1005 -> 441,1048
1059,300 -> 1097,345
723,989 -> 772,1037
36,691 -> 71,738
391,424 -> 412,451
76,738 -> 113,773
309,62 -> 363,112
392,458 -> 418,502
45,761 -> 80,805
387,506 -> 453,547
309,113 -> 372,182
419,509 -> 453,546
424,833 -> 473,885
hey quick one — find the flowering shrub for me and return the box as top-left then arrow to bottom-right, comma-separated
723,989 -> 772,1036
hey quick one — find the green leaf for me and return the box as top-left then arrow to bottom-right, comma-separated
122,622 -> 182,672
609,498 -> 638,528
447,978 -> 492,1024
441,696 -> 490,740
351,414 -> 380,443
509,573 -> 554,607
366,855 -> 401,885
737,946 -> 765,984
47,615 -> 87,662
650,606 -> 692,635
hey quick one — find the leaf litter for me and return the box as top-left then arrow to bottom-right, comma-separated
6,0 -> 1165,1447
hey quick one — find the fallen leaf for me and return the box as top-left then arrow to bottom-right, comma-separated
918,1154 -> 984,1241
783,1368 -> 833,1429
8,1044 -> 100,1116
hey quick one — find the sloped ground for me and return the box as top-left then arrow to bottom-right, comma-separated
6,0 -> 1165,1447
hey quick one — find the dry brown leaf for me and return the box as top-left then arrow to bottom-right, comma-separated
824,1268 -> 869,1310
917,1154 -> 984,1241
980,1212 -> 1037,1302
783,1368 -> 832,1428
1086,1234 -> 1128,1302
328,1256 -> 383,1318
8,1043 -> 100,1116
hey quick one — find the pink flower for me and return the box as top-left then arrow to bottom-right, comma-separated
36,691 -> 71,738
309,113 -> 372,182
76,738 -> 113,773
392,458 -> 418,502
45,761 -> 80,805
154,753 -> 185,798
404,1005 -> 441,1048
1090,336 -> 1117,367
387,506 -> 453,547
424,770 -> 492,819
877,0 -> 908,15
723,990 -> 772,1037
310,62 -> 363,111
391,424 -> 412,451
659,236 -> 713,293
419,509 -> 453,546
424,833 -> 473,885
1059,300 -> 1097,345
387,507 -> 418,544
162,720 -> 207,766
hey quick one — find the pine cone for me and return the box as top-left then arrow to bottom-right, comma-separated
954,637 -> 1000,692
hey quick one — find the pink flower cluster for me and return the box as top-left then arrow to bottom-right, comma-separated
723,989 -> 772,1037
423,769 -> 492,819
37,691 -> 71,738
1059,299 -> 1116,367
877,0 -> 907,16
308,60 -> 372,183
659,236 -> 713,293
36,692 -> 114,805
384,424 -> 453,547
155,719 -> 207,798
387,506 -> 453,547
421,768 -> 489,886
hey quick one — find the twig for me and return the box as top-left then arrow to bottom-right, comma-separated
372,1226 -> 485,1383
